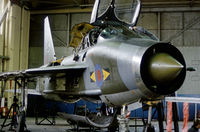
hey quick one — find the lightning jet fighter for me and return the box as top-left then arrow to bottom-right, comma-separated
0,0 -> 186,130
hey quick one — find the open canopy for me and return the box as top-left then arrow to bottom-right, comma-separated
90,0 -> 141,26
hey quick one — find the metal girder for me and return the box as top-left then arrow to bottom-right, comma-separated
142,1 -> 200,6
73,0 -> 80,6
22,0 -> 200,11
31,7 -> 92,14
30,6 -> 200,15
165,97 -> 200,104
165,15 -> 200,42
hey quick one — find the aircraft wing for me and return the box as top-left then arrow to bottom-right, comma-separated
0,71 -> 24,80
0,64 -> 87,80
25,64 -> 87,75
4,89 -> 42,95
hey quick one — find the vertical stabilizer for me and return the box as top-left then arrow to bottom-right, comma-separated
44,17 -> 56,65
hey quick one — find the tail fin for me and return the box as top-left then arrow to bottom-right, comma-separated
44,17 -> 56,65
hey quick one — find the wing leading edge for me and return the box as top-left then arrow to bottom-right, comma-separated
0,64 -> 87,80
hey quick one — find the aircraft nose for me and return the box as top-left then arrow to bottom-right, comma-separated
148,53 -> 184,85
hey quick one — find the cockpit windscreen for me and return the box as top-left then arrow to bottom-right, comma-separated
114,0 -> 140,25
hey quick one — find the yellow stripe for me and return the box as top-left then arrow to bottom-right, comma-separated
103,69 -> 110,81
90,72 -> 96,82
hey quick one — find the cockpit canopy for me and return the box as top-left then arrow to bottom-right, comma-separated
90,0 -> 141,27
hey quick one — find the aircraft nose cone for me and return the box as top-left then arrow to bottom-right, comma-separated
148,53 -> 184,84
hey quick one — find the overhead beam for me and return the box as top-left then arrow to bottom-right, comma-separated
142,1 -> 200,7
31,7 -> 92,14
165,97 -> 200,104
141,7 -> 200,12
73,0 -> 80,6
30,6 -> 200,15
35,1 -> 64,5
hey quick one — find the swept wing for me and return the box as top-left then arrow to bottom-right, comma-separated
0,64 -> 87,80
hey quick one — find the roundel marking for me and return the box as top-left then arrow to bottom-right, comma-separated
95,64 -> 103,88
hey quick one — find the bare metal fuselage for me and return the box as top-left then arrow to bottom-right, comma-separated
39,26 -> 186,107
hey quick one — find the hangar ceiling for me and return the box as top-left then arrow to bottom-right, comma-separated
20,0 -> 200,10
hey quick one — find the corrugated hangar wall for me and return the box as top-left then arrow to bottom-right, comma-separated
0,0 -> 30,107
178,47 -> 200,95
29,8 -> 200,96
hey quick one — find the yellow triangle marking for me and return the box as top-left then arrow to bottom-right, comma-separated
90,72 -> 96,82
103,69 -> 110,81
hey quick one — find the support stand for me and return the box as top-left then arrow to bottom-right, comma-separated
144,106 -> 155,132
117,105 -> 129,132
170,93 -> 179,132
1,79 -> 19,131
0,80 -> 7,119
157,102 -> 164,132
1,96 -> 19,131
35,110 -> 56,125
0,78 -> 28,132
0,80 -> 6,107
172,102 -> 179,132
34,100 -> 56,125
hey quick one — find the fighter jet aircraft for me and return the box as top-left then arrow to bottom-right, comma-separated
0,0 -> 186,130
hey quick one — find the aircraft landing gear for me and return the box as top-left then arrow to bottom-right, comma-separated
144,106 -> 155,132
117,105 -> 129,132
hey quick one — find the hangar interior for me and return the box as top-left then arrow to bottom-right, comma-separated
0,0 -> 200,131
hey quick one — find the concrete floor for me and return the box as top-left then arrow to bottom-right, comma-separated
0,117 -> 194,132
